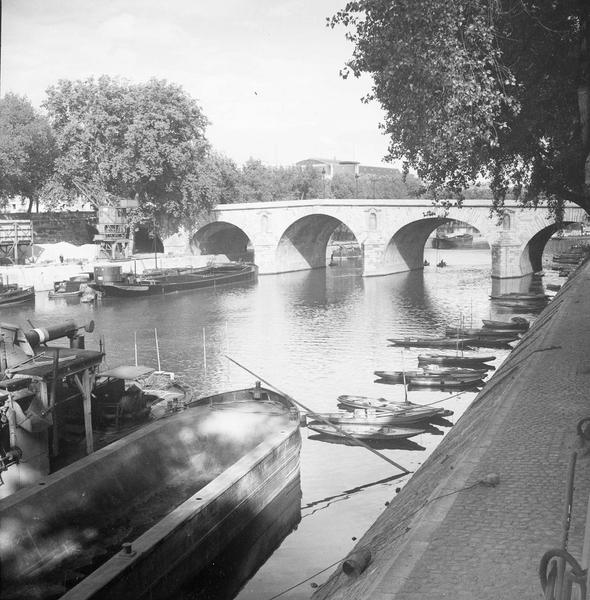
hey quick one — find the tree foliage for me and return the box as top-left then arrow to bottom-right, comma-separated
330,0 -> 590,217
43,76 -> 212,232
0,93 -> 57,212
330,171 -> 420,198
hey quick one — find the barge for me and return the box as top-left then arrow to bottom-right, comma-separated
90,262 -> 257,298
0,384 -> 301,599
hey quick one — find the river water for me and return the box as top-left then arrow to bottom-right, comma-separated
6,246 -> 562,599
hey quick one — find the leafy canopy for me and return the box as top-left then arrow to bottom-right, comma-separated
330,0 -> 590,217
43,76 -> 211,232
0,93 -> 57,212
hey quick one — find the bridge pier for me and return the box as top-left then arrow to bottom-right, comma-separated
491,234 -> 533,279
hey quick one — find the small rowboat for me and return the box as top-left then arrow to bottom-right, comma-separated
417,352 -> 496,367
311,402 -> 453,426
311,410 -> 444,426
489,292 -> 548,301
481,317 -> 529,331
387,337 -> 473,349
408,373 -> 483,388
335,395 -> 452,421
456,336 -> 518,348
374,367 -> 487,383
307,421 -> 426,440
445,327 -> 520,338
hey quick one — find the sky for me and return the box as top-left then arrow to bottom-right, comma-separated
1,0 -> 393,168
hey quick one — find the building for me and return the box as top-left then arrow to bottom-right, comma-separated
296,158 -> 398,180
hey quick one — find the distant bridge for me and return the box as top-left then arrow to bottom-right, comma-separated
177,199 -> 587,279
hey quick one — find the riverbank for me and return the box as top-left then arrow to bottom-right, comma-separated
0,253 -> 226,292
313,261 -> 590,599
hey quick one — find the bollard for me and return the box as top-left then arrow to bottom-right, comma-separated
342,548 -> 372,576
121,542 -> 133,555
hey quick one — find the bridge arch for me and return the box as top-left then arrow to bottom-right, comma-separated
275,213 -> 362,273
192,221 -> 253,262
521,220 -> 587,274
380,217 -> 491,274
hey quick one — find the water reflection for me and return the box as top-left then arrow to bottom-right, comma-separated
307,434 -> 427,452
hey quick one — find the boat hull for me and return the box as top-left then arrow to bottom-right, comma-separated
0,387 -> 301,600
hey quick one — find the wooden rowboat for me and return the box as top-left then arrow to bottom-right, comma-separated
374,367 -> 487,383
307,421 -> 426,440
313,407 -> 450,426
417,352 -> 496,367
408,373 -> 483,388
387,337 -> 473,349
335,395 -> 453,422
445,327 -> 520,338
481,317 -> 529,331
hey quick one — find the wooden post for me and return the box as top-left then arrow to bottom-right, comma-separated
82,368 -> 94,454
50,349 -> 59,456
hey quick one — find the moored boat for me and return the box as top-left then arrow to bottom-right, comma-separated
336,395 -> 453,420
0,383 -> 301,600
445,327 -> 521,338
457,335 -> 519,348
90,261 -> 257,298
314,403 -> 452,425
387,336 -> 473,349
417,352 -> 496,367
408,373 -> 484,388
481,317 -> 529,331
0,284 -> 35,306
48,273 -> 93,298
442,330 -> 519,346
374,366 -> 487,384
307,421 -> 425,440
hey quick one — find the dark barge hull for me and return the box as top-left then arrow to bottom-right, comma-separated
0,386 -> 301,600
92,263 -> 257,297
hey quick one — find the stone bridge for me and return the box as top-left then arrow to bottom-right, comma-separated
172,199 -> 587,279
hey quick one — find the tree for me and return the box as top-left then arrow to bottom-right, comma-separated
0,93 -> 57,212
43,76 -> 212,233
330,1 -> 590,218
201,152 -> 242,205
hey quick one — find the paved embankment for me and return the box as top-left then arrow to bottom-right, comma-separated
313,263 -> 590,600
0,254 -> 222,291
